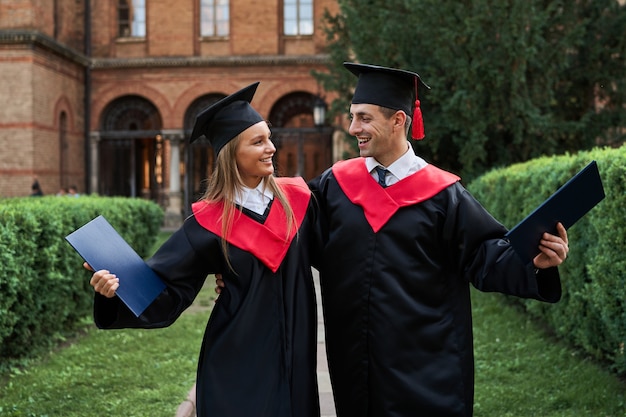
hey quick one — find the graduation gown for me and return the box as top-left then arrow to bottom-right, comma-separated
308,158 -> 561,417
93,177 -> 320,417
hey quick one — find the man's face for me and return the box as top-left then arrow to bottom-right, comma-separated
348,103 -> 397,162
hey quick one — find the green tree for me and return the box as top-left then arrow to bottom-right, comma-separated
316,0 -> 626,179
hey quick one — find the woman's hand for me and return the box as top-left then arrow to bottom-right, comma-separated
215,273 -> 224,295
84,262 -> 119,298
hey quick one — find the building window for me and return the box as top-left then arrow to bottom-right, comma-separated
200,0 -> 229,37
118,0 -> 146,38
284,0 -> 313,36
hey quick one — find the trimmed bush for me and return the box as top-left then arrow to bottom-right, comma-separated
468,145 -> 626,375
0,196 -> 163,365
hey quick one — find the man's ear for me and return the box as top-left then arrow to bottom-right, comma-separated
393,110 -> 407,129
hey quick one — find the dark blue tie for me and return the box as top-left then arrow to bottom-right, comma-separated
374,166 -> 388,188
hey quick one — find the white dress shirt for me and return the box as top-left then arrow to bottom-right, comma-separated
365,142 -> 428,186
234,181 -> 274,215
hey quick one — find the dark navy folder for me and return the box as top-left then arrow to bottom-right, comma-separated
505,161 -> 605,265
65,215 -> 166,317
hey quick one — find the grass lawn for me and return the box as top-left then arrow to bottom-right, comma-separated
0,309 -> 209,417
1,230 -> 624,416
471,289 -> 626,417
0,231 -> 209,417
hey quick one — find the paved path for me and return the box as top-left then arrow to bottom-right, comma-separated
175,268 -> 336,417
314,268 -> 337,417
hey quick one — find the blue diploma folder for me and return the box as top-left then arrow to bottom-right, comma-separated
65,215 -> 166,317
505,160 -> 605,265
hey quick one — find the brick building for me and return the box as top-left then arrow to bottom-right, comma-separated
0,0 -> 344,225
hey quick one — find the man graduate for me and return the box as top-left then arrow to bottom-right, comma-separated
308,63 -> 570,417
88,83 -> 320,417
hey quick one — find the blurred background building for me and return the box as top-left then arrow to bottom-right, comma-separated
0,0 -> 343,225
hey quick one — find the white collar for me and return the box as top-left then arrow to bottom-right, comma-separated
235,180 -> 274,215
365,142 -> 428,182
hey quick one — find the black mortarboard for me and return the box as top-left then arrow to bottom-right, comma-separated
189,82 -> 265,153
344,62 -> 428,140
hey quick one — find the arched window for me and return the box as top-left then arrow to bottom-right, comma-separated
99,96 -> 162,200
200,0 -> 230,37
268,92 -> 315,128
284,0 -> 313,36
269,92 -> 331,180
102,96 -> 161,132
118,0 -> 146,38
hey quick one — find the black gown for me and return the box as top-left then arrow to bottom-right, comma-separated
93,177 -> 320,417
308,158 -> 561,417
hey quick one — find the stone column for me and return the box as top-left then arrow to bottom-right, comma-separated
163,131 -> 184,228
89,131 -> 100,195
332,129 -> 345,163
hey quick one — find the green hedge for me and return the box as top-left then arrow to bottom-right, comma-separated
468,145 -> 626,375
0,196 -> 163,365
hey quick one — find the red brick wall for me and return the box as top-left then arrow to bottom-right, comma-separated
88,0 -> 339,59
148,1 -> 194,56
0,45 -> 84,197
231,0 -> 279,55
0,0 -> 341,197
0,0 -> 84,50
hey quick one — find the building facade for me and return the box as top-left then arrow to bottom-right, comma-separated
0,0 -> 343,225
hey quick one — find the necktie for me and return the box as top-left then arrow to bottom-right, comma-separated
374,166 -> 389,188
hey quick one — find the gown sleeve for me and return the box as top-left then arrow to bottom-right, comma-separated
449,185 -> 561,303
307,175 -> 326,270
94,217 -> 220,329
307,169 -> 332,270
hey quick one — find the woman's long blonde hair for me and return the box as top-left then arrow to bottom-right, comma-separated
201,133 -> 297,272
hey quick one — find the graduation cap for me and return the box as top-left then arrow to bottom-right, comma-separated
189,82 -> 265,154
344,62 -> 428,140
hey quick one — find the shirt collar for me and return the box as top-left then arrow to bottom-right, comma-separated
235,180 -> 274,214
365,142 -> 428,181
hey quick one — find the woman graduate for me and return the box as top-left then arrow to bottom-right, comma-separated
87,82 -> 320,417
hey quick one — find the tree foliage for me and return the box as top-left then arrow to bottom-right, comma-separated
315,0 -> 626,178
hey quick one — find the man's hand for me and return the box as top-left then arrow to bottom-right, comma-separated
533,222 -> 569,269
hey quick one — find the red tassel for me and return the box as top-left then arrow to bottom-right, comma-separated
411,99 -> 424,140
411,78 -> 424,140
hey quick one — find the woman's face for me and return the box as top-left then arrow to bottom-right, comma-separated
235,121 -> 275,188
